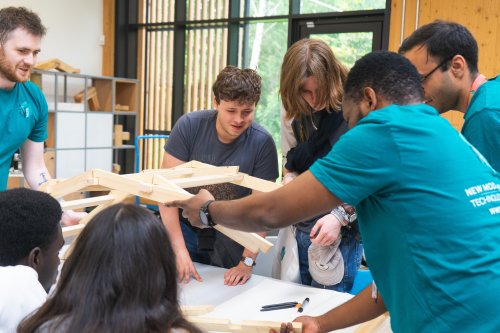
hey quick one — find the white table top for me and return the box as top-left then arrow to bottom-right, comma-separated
179,263 -> 392,333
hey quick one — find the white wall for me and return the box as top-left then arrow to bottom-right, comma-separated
6,0 -> 103,75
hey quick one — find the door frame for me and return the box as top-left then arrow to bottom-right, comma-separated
289,9 -> 390,51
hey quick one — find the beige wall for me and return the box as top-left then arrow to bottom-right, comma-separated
388,0 -> 500,130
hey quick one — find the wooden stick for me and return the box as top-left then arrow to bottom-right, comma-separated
62,190 -> 130,257
170,173 -> 243,188
60,194 -> 115,211
214,225 -> 273,254
187,316 -> 302,333
181,305 -> 215,316
34,58 -> 80,73
167,161 -> 281,192
42,170 -> 97,199
62,224 -> 85,238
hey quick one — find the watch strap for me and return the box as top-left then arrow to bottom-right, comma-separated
241,256 -> 256,267
201,200 -> 216,227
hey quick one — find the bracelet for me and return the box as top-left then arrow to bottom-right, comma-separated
330,208 -> 350,228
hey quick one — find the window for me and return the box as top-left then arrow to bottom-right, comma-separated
126,0 -> 389,169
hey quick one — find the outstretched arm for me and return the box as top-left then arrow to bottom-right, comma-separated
167,170 -> 341,232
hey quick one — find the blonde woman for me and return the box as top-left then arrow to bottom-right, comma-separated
280,39 -> 362,292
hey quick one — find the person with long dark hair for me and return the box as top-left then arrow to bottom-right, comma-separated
18,204 -> 203,333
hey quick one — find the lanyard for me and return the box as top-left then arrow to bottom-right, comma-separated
468,74 -> 487,107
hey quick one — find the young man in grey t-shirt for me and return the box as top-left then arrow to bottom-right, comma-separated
159,66 -> 278,286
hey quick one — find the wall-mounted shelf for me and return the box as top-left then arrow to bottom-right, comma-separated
31,69 -> 139,178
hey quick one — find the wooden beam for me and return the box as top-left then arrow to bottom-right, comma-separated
62,224 -> 85,238
34,58 -> 80,73
170,173 -> 243,188
101,170 -> 193,200
74,86 -> 101,111
60,194 -> 115,211
233,173 -> 282,192
141,165 -> 240,178
96,169 -> 273,253
62,190 -> 130,255
181,305 -> 215,316
114,124 -> 131,146
51,165 -> 277,254
102,0 -> 115,76
214,225 -> 273,253
187,316 -> 302,333
165,161 -> 281,192
41,170 -> 97,199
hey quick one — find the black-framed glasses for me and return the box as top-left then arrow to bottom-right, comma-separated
420,56 -> 454,83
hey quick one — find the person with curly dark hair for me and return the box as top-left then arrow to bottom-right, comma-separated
0,188 -> 63,332
159,66 -> 278,286
18,203 -> 203,333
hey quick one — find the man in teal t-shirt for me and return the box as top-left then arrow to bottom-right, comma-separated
308,52 -> 500,333
400,20 -> 500,171
165,51 -> 500,333
0,7 -> 83,225
0,7 -> 49,191
462,76 -> 500,171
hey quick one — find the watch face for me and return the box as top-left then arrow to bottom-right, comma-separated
243,257 -> 254,267
199,210 -> 209,226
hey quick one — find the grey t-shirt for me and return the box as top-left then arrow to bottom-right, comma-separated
165,109 -> 279,267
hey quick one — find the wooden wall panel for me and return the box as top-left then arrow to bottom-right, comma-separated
388,0 -> 500,130
102,0 -> 115,76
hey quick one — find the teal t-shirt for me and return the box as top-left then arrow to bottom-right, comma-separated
0,81 -> 48,190
462,75 -> 500,171
310,104 -> 500,333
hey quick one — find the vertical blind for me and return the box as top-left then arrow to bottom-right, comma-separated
138,0 -> 229,171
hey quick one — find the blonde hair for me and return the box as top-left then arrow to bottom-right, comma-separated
280,39 -> 348,119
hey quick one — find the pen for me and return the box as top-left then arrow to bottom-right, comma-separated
297,297 -> 310,313
261,302 -> 298,309
260,304 -> 297,311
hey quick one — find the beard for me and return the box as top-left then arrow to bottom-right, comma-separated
0,49 -> 31,83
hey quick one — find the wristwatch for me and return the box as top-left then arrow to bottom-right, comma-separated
241,256 -> 256,267
199,200 -> 216,227
331,205 -> 357,228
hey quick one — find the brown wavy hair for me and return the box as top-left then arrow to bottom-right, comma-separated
212,65 -> 262,105
0,7 -> 46,45
280,39 -> 348,119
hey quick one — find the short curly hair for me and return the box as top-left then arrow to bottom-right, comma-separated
212,66 -> 262,105
0,188 -> 61,266
344,51 -> 424,105
0,7 -> 46,45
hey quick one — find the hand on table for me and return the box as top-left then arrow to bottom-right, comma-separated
176,248 -> 202,283
165,189 -> 215,228
224,261 -> 252,286
309,213 -> 342,246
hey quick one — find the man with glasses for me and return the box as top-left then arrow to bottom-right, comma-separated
399,20 -> 500,171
